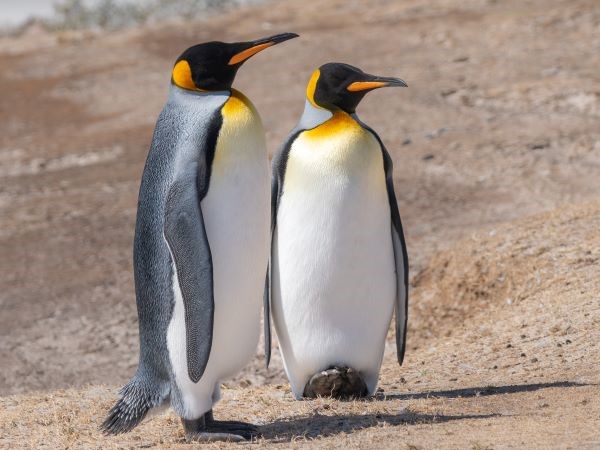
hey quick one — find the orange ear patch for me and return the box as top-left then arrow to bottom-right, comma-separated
306,69 -> 321,107
172,60 -> 196,90
228,42 -> 274,65
347,81 -> 387,92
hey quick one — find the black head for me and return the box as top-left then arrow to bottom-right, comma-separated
306,62 -> 407,113
172,32 -> 298,91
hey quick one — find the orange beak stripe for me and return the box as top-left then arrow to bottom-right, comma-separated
347,81 -> 388,92
228,42 -> 274,65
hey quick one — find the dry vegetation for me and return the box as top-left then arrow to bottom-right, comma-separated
0,0 -> 599,448
2,204 -> 599,449
46,0 -> 263,31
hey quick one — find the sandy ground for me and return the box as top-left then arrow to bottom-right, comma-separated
1,204 -> 599,448
0,0 -> 599,448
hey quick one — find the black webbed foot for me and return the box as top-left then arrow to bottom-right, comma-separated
181,410 -> 260,442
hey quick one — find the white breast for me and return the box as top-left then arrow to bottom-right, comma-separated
202,93 -> 270,377
272,114 -> 396,398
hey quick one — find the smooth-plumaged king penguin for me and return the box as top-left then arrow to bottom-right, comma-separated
265,62 -> 409,399
102,32 -> 298,441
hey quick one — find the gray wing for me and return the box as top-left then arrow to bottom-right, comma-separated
163,108 -> 223,383
362,125 -> 409,365
264,129 -> 303,367
164,179 -> 214,383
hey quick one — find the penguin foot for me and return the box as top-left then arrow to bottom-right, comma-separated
181,411 -> 259,442
184,431 -> 246,443
303,366 -> 369,399
206,420 -> 259,440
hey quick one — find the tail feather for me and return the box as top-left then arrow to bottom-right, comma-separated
101,377 -> 168,435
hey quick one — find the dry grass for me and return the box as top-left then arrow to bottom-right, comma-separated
1,381 -> 598,449
2,203 -> 599,449
1,0 -> 599,394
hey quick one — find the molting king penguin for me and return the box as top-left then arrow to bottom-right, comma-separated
101,32 -> 298,442
264,62 -> 409,399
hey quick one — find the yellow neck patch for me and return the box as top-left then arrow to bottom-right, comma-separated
302,110 -> 362,140
221,88 -> 259,125
172,60 -> 197,91
306,69 -> 321,108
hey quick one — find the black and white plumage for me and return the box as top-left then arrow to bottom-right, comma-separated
102,33 -> 298,441
264,62 -> 409,399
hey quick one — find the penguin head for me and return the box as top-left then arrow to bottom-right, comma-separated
171,32 -> 298,92
306,62 -> 407,113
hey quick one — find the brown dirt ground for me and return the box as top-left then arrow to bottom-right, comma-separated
1,204 -> 599,448
1,0 -> 599,448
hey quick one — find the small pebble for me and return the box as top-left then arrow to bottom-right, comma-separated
528,141 -> 550,150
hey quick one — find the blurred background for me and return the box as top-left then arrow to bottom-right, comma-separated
1,0 -> 263,30
0,0 -> 598,446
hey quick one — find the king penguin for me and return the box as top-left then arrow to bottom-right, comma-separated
101,32 -> 298,441
264,62 -> 409,399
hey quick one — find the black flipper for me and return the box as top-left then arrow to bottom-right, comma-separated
383,148 -> 409,365
362,125 -> 409,365
264,129 -> 303,367
263,267 -> 272,368
164,178 -> 214,383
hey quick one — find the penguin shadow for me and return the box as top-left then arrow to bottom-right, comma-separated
258,381 -> 587,442
259,410 -> 498,442
375,380 -> 588,401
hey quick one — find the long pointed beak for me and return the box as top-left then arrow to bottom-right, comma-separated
228,32 -> 299,65
347,75 -> 407,92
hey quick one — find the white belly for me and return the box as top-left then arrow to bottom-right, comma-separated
167,94 -> 270,418
272,123 -> 396,398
